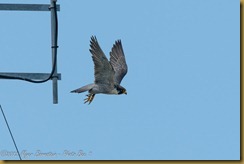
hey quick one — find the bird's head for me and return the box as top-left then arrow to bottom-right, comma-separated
116,85 -> 127,95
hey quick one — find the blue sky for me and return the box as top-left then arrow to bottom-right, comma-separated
0,0 -> 240,160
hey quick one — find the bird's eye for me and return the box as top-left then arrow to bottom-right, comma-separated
118,89 -> 123,94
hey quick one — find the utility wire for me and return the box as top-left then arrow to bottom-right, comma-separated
0,105 -> 22,160
0,1 -> 58,83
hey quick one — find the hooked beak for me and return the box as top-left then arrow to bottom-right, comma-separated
124,90 -> 127,95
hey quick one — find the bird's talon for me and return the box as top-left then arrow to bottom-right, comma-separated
84,94 -> 95,104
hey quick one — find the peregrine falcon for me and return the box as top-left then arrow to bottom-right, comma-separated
71,36 -> 128,104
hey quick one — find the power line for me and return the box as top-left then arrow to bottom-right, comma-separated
0,105 -> 22,160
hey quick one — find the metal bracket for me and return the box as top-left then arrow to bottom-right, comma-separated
0,3 -> 60,11
0,1 -> 61,104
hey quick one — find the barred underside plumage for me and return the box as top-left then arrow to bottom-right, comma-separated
71,36 -> 128,104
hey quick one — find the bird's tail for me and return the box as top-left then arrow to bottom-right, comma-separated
70,83 -> 94,93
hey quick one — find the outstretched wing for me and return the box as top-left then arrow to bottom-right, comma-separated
89,36 -> 115,85
109,40 -> 128,84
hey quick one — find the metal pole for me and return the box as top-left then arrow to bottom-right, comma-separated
50,0 -> 58,104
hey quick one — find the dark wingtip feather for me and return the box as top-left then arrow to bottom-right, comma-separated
90,36 -> 97,44
70,90 -> 77,93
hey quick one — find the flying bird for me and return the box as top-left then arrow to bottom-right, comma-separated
71,36 -> 128,104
